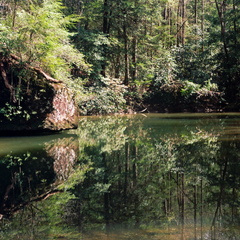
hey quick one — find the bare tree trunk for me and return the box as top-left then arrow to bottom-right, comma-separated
181,0 -> 186,45
194,184 -> 197,240
200,178 -> 203,240
131,37 -> 137,81
181,173 -> 185,226
0,60 -> 16,102
201,0 -> 205,51
214,0 -> 229,59
114,53 -> 121,78
176,0 -> 186,46
132,145 -> 138,187
233,0 -> 238,45
194,0 -> 197,24
124,142 -> 130,201
12,0 -> 17,28
102,153 -> 110,226
123,23 -> 129,85
101,0 -> 111,77
169,6 -> 172,36
177,0 -> 181,46
211,158 -> 228,233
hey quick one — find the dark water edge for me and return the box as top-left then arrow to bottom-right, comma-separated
1,113 -> 240,239
0,129 -> 61,137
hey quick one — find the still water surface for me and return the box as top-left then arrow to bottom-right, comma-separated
1,113 -> 240,239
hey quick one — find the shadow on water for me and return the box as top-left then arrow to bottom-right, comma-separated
1,113 -> 240,239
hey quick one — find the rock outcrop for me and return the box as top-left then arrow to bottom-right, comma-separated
0,54 -> 78,133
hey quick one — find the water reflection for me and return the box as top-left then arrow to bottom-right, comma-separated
46,137 -> 79,181
0,134 -> 78,217
1,113 -> 240,240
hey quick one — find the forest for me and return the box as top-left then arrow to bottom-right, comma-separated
0,0 -> 240,117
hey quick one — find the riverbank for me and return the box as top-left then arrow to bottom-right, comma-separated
75,79 -> 228,116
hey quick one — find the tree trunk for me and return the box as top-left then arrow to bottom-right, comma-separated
177,0 -> 181,46
124,142 -> 130,201
194,184 -> 197,239
211,158 -> 228,232
102,152 -> 110,226
169,6 -> 172,39
123,23 -> 129,85
200,178 -> 203,239
233,0 -> 238,45
131,37 -> 137,81
181,0 -> 186,45
181,173 -> 185,226
101,0 -> 111,77
201,0 -> 205,51
12,0 -> 17,28
194,0 -> 197,24
214,0 -> 229,59
0,61 -> 16,102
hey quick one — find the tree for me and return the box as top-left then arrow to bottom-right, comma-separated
207,0 -> 240,105
0,0 -> 88,81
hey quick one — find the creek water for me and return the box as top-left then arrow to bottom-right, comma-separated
1,113 -> 240,240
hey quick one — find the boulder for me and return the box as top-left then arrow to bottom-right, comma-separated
0,54 -> 78,133
42,82 -> 79,131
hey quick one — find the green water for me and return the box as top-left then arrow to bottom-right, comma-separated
1,113 -> 240,240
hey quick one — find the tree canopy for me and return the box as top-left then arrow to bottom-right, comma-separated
0,0 -> 240,114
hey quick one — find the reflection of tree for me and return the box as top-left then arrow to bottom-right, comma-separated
2,115 -> 240,239
0,135 -> 79,216
68,115 -> 240,239
207,141 -> 240,239
0,151 -> 55,216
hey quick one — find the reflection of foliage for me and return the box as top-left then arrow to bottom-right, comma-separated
58,164 -> 91,191
71,114 -> 240,233
0,150 -> 55,214
2,115 -> 240,239
0,158 -> 88,239
0,191 -> 83,240
77,116 -> 131,153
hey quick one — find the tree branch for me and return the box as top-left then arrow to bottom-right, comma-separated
10,54 -> 63,83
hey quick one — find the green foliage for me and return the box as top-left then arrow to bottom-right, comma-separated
1,0 -> 240,114
67,114 -> 240,228
1,0 -> 89,81
205,0 -> 240,104
173,44 -> 214,85
180,81 -> 201,97
2,114 -> 240,237
74,28 -> 112,81
152,48 -> 177,87
58,164 -> 91,191
180,79 -> 220,105
0,103 -> 32,121
0,25 -> 18,55
78,78 -> 127,115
